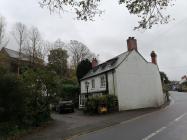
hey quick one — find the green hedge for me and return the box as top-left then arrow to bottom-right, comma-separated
84,95 -> 118,114
0,68 -> 58,137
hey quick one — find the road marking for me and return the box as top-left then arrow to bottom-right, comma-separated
174,113 -> 187,122
66,97 -> 175,140
142,112 -> 187,140
142,126 -> 167,140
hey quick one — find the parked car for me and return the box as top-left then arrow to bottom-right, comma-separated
56,100 -> 74,113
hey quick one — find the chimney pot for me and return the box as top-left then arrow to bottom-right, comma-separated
92,58 -> 98,68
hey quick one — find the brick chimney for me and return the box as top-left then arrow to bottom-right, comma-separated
127,37 -> 137,51
92,58 -> 98,68
151,51 -> 157,65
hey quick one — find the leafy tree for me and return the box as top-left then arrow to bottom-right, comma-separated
0,72 -> 26,136
39,0 -> 174,29
76,59 -> 92,81
160,71 -> 169,84
48,48 -> 68,77
21,68 -> 58,126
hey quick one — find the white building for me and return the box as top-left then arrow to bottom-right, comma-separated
79,37 -> 164,111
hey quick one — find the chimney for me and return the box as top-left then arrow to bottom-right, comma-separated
151,51 -> 157,65
92,58 -> 98,68
127,37 -> 137,51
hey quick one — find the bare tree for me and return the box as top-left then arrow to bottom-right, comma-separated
40,40 -> 54,61
67,40 -> 95,69
12,22 -> 27,53
23,27 -> 43,66
0,16 -> 8,49
12,22 -> 27,75
54,39 -> 66,49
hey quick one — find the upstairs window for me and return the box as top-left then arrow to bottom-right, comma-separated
100,75 -> 106,87
85,81 -> 89,91
91,79 -> 95,89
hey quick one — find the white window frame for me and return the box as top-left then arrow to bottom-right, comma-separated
100,75 -> 106,88
91,79 -> 95,89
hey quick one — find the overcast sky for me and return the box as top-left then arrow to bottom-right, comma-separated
0,0 -> 187,81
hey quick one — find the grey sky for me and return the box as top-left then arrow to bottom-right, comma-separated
0,0 -> 187,81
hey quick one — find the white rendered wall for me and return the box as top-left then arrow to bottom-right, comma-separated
116,50 -> 164,111
80,74 -> 106,94
107,71 -> 117,96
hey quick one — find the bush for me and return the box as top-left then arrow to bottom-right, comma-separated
0,73 -> 26,137
56,79 -> 79,108
84,95 -> 118,114
0,68 -> 58,137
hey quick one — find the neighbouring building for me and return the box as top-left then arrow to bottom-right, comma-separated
79,37 -> 164,111
179,75 -> 187,91
0,47 -> 43,73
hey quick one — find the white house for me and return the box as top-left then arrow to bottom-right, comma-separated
79,37 -> 164,111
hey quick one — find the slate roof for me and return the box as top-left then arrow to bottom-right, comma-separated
2,47 -> 32,61
81,51 -> 130,80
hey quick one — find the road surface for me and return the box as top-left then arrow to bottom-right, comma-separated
69,91 -> 187,140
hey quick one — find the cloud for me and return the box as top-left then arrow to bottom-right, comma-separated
0,0 -> 187,80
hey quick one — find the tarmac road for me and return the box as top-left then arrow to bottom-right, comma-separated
69,91 -> 187,140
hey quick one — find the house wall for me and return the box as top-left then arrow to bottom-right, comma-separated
80,74 -> 107,94
0,50 -> 11,70
107,71 -> 117,96
116,50 -> 164,111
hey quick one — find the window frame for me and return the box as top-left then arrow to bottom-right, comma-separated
91,79 -> 95,89
100,75 -> 106,88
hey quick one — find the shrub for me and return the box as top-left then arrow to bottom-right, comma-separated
84,95 -> 118,114
0,73 -> 26,137
0,68 -> 58,137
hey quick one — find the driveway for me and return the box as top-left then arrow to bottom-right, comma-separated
22,104 -> 163,140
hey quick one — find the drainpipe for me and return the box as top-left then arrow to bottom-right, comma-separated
105,73 -> 109,95
112,70 -> 116,95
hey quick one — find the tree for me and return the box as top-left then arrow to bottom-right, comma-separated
0,16 -> 8,49
39,0 -> 174,29
21,68 -> 58,126
40,40 -> 53,61
160,71 -> 169,84
54,39 -> 66,49
48,48 -> 68,77
23,27 -> 43,65
68,40 -> 95,69
76,59 -> 92,82
12,22 -> 28,75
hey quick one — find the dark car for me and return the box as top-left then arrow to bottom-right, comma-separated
56,100 -> 74,113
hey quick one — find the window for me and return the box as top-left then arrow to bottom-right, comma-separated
85,81 -> 89,91
91,79 -> 95,89
100,75 -> 106,87
85,82 -> 87,90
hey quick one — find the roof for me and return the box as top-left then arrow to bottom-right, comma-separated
81,51 -> 130,80
1,47 -> 31,61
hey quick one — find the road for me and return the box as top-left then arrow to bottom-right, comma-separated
69,91 -> 187,140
